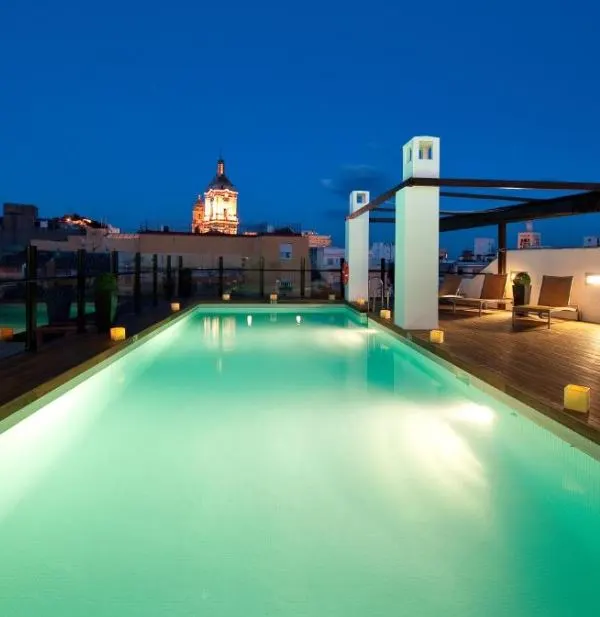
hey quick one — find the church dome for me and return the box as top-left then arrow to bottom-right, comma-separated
206,158 -> 236,191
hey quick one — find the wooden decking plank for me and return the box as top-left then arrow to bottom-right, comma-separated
0,304 -> 174,416
395,308 -> 600,442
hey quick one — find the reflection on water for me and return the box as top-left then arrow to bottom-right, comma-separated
1,308 -> 599,617
203,316 -> 237,351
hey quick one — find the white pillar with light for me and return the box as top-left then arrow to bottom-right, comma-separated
394,136 -> 440,330
345,190 -> 370,302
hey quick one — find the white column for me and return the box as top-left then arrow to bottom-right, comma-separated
345,190 -> 370,302
394,136 -> 440,330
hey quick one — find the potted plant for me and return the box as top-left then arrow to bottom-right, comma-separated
44,278 -> 75,324
512,271 -> 531,306
94,273 -> 118,333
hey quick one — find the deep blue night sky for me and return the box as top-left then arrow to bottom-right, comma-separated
1,0 -> 599,256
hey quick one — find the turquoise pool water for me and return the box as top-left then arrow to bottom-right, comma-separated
0,302 -> 95,332
0,306 -> 599,616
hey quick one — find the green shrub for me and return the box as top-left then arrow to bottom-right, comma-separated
513,272 -> 531,286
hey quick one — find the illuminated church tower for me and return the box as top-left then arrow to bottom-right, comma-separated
192,158 -> 239,234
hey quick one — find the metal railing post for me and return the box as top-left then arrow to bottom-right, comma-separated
218,257 -> 224,298
25,244 -> 38,352
152,254 -> 158,306
177,255 -> 183,298
77,249 -> 86,333
300,257 -> 306,298
134,252 -> 142,314
166,255 -> 172,300
110,250 -> 119,276
259,256 -> 265,298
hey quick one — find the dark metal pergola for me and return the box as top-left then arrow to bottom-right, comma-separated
346,178 -> 600,275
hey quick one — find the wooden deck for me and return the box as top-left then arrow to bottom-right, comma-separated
371,306 -> 600,444
0,303 -> 175,422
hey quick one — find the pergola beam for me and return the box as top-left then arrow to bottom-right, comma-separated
370,190 -> 600,231
415,178 -> 600,191
439,191 -> 541,203
347,177 -> 600,220
366,191 -> 536,213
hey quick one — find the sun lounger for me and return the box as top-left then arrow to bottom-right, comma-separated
446,273 -> 508,317
512,275 -> 579,329
438,274 -> 463,300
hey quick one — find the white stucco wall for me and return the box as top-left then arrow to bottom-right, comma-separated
345,191 -> 370,302
395,136 -> 440,330
458,247 -> 600,323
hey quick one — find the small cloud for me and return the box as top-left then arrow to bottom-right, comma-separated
321,164 -> 391,199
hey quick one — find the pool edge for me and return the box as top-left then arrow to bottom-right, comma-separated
0,302 -> 359,435
367,315 -> 600,460
0,303 -> 198,435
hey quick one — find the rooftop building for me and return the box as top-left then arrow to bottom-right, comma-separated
192,158 -> 239,235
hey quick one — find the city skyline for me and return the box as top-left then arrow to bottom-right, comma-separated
2,0 -> 600,256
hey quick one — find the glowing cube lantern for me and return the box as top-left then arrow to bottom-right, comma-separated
222,293 -> 231,301
564,384 -> 591,414
429,329 -> 444,344
170,302 -> 180,312
110,327 -> 126,342
270,293 -> 278,303
380,309 -> 391,320
0,327 -> 14,341
356,297 -> 366,307
328,294 -> 336,301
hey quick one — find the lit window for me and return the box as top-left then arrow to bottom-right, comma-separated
279,243 -> 293,260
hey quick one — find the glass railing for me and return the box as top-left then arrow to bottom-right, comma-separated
1,248 -> 397,352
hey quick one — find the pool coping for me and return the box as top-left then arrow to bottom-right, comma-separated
366,312 -> 600,460
0,303 -> 199,435
0,302 -> 349,435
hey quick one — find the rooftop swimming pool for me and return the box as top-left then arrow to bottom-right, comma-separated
1,305 -> 599,616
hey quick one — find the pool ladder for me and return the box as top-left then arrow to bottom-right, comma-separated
368,278 -> 389,313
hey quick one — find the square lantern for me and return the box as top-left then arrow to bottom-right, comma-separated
564,384 -> 591,414
0,327 -> 14,341
429,329 -> 444,344
110,327 -> 126,342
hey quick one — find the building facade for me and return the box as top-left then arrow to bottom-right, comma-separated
474,237 -> 496,259
0,203 -> 98,258
192,159 -> 239,235
369,242 -> 394,265
518,221 -> 542,249
32,228 -> 310,296
303,231 -> 332,248
583,236 -> 600,247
